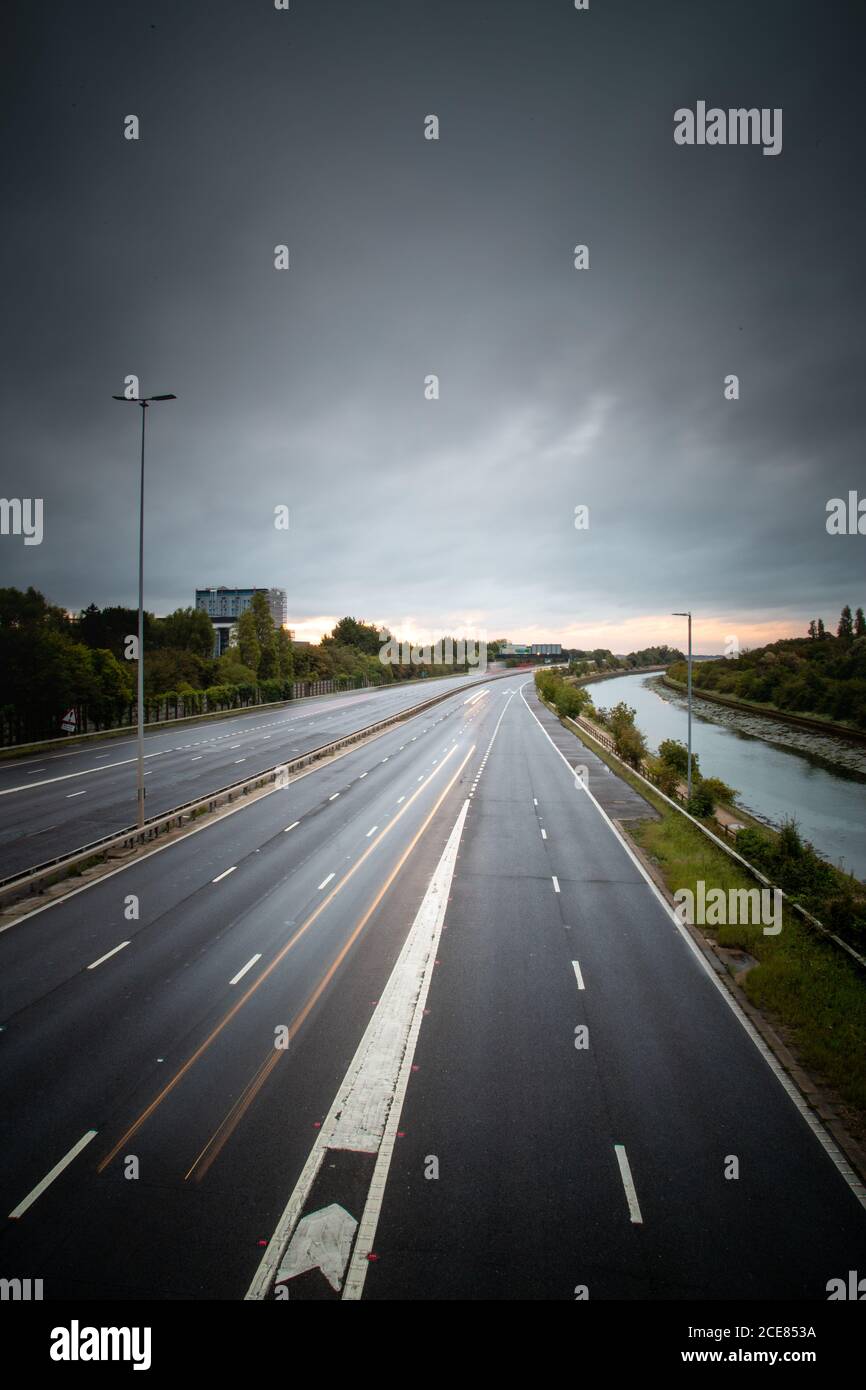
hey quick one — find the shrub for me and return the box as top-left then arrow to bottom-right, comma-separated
658,738 -> 700,779
686,784 -> 715,817
700,776 -> 738,809
614,721 -> 648,768
645,754 -> 680,797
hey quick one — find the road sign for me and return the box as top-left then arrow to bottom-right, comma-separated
61,708 -> 77,733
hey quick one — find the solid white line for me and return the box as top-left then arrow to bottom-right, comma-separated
519,682 -> 866,1212
212,866 -> 236,883
365,826 -> 378,837
9,1130 -> 98,1219
572,960 -> 585,990
614,1144 -> 643,1224
230,953 -> 262,985
87,941 -> 130,970
284,821 -> 300,832
552,876 -> 560,893
318,873 -> 335,890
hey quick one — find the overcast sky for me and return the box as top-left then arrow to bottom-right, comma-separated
2,0 -> 864,652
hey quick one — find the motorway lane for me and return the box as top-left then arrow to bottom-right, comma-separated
0,677 -> 515,1297
0,673 -> 490,878
359,683 -> 866,1299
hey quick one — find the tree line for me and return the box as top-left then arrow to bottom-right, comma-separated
667,605 -> 866,729
0,592 -> 492,745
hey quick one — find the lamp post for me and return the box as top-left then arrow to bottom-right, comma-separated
113,392 -> 176,827
672,611 -> 693,803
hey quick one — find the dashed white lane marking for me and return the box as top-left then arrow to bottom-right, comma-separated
359,772 -> 368,779
212,866 -> 237,883
9,1130 -> 99,1219
26,768 -> 46,774
572,960 -> 585,990
397,796 -> 405,804
329,793 -> 340,801
230,954 -> 262,986
533,798 -> 538,806
365,826 -> 378,837
541,828 -> 547,840
234,758 -> 246,764
66,790 -> 87,798
284,821 -> 300,833
318,873 -> 335,890
552,876 -> 560,893
614,1145 -> 643,1224
87,941 -> 130,970
191,755 -> 202,760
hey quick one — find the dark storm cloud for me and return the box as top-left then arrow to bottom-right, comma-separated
2,0 -> 865,646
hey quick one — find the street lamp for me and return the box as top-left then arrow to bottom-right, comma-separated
113,392 -> 176,827
672,611 -> 693,803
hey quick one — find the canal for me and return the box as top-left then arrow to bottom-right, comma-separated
586,670 -> 866,880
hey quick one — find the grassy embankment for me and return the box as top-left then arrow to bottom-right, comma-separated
553,705 -> 866,1130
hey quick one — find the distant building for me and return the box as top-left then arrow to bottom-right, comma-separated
500,642 -> 562,660
195,586 -> 287,657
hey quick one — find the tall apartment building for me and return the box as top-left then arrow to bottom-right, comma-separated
195,586 -> 287,657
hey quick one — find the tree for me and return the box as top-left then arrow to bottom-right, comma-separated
236,609 -> 260,674
276,626 -> 294,682
250,592 -> 277,678
816,618 -> 826,639
326,617 -> 383,656
155,606 -> 215,659
837,605 -> 854,642
855,607 -> 866,639
808,619 -> 817,640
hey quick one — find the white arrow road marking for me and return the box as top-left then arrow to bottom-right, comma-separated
274,1204 -> 358,1293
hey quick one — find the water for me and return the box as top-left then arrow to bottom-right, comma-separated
588,671 -> 866,880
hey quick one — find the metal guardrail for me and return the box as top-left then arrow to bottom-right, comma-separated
0,671 -> 506,912
557,709 -> 866,974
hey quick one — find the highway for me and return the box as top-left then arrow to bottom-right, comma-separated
0,673 -> 863,1300
0,672 -> 488,879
